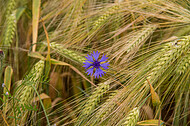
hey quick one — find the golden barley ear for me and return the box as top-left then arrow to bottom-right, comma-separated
126,25 -> 157,54
112,24 -> 157,64
93,4 -> 120,30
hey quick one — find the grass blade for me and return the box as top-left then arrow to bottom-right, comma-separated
32,0 -> 41,52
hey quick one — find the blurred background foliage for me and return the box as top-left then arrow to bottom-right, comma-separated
0,0 -> 189,125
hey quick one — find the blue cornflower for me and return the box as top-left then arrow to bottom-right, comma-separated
83,51 -> 109,78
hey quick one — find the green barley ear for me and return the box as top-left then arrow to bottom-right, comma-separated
145,36 -> 190,85
5,0 -> 16,19
48,42 -> 86,64
77,80 -> 110,124
176,52 -> 190,74
3,10 -> 16,47
19,60 -> 44,106
94,91 -> 117,124
82,81 -> 110,115
121,107 -> 139,126
93,5 -> 120,30
17,60 -> 44,124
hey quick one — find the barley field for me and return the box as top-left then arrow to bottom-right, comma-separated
0,0 -> 189,126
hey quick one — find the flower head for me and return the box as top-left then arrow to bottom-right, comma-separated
83,51 -> 109,78
2,83 -> 5,88
5,92 -> 9,95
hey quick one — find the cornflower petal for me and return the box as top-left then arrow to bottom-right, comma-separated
86,67 -> 94,76
94,68 -> 106,78
100,63 -> 109,70
85,54 -> 94,62
83,62 -> 92,69
99,54 -> 108,62
94,68 -> 100,78
92,51 -> 100,61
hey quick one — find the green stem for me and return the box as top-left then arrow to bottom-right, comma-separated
3,85 -> 17,125
32,85 -> 50,126
12,94 -> 17,126
139,94 -> 151,109
0,59 -> 2,82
